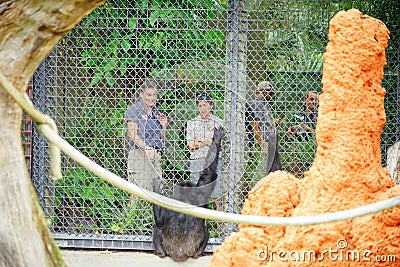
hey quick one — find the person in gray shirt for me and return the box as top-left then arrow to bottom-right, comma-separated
246,81 -> 282,173
246,81 -> 281,152
125,78 -> 168,203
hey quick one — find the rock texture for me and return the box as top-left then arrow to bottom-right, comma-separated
210,9 -> 400,267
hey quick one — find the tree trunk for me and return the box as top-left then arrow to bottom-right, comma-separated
0,1 -> 103,266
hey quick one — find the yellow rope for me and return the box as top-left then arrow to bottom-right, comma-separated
0,72 -> 61,180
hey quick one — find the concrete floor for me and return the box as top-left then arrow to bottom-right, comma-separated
61,249 -> 212,267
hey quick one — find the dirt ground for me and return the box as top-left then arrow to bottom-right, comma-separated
61,249 -> 212,267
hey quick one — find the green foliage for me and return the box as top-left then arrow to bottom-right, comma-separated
264,31 -> 325,73
206,199 -> 220,238
55,166 -> 153,234
109,200 -> 153,234
53,96 -> 156,234
252,0 -> 399,75
54,166 -> 128,231
279,133 -> 317,178
242,148 -> 267,190
381,75 -> 398,163
79,0 -> 226,87
65,96 -> 128,175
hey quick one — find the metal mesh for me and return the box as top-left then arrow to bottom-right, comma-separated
29,0 -> 399,251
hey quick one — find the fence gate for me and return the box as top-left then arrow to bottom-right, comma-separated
29,0 -> 399,251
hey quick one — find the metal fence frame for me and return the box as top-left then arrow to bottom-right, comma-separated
29,0 -> 400,251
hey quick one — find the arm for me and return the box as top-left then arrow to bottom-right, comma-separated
186,120 -> 197,150
188,137 -> 212,150
246,104 -> 265,150
125,105 -> 148,148
251,119 -> 268,154
286,113 -> 305,138
127,121 -> 157,158
127,121 -> 147,149
158,113 -> 168,138
161,128 -> 167,138
251,120 -> 263,147
186,120 -> 211,150
273,118 -> 282,127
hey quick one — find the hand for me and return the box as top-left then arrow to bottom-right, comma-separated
194,137 -> 212,147
299,123 -> 313,133
274,118 -> 282,126
144,146 -> 158,159
304,126 -> 313,132
202,137 -> 212,147
158,113 -> 168,129
286,126 -> 296,138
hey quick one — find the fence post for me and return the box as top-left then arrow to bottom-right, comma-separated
32,57 -> 52,214
224,0 -> 249,235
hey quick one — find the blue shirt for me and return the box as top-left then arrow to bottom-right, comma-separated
124,100 -> 163,149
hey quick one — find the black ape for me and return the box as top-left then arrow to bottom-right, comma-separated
152,127 -> 224,262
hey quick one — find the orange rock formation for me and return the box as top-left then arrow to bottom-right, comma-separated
210,9 -> 400,267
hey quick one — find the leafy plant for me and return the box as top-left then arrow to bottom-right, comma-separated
109,200 -> 154,234
79,0 -> 226,87
279,133 -> 317,178
53,96 -> 155,234
54,166 -> 130,231
65,96 -> 128,176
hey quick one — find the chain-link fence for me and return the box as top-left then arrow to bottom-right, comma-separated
28,0 -> 399,251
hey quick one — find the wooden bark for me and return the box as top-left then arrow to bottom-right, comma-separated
0,1 -> 103,266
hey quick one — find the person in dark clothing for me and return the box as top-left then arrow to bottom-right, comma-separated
246,81 -> 282,174
286,91 -> 318,141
